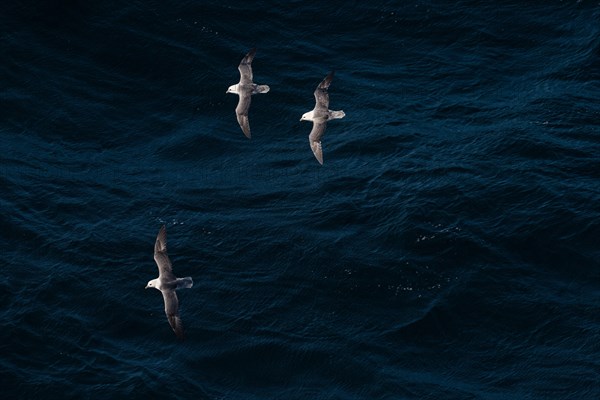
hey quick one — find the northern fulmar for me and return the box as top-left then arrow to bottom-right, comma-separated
226,48 -> 270,139
146,225 -> 193,340
300,71 -> 345,165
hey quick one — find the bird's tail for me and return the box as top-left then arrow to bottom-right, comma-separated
176,277 -> 194,289
330,110 -> 345,119
253,84 -> 270,94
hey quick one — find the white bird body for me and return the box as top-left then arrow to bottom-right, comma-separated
300,72 -> 345,164
226,48 -> 270,138
146,225 -> 193,340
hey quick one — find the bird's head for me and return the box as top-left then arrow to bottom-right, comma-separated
300,111 -> 313,122
226,84 -> 238,94
145,279 -> 158,289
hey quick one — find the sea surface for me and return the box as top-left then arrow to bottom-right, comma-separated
1,1 -> 599,399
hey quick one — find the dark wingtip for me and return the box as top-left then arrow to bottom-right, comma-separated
240,126 -> 252,139
319,71 -> 335,90
174,321 -> 186,341
325,71 -> 335,83
155,225 -> 167,254
242,48 -> 257,64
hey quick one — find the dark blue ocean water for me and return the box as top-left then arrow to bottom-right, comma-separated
1,1 -> 600,398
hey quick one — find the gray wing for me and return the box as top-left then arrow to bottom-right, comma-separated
235,92 -> 252,138
309,122 -> 327,165
314,71 -> 334,111
162,290 -> 185,340
154,225 -> 176,281
238,48 -> 256,85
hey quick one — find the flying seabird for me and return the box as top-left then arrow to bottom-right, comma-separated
145,225 -> 193,340
226,48 -> 270,139
300,71 -> 345,165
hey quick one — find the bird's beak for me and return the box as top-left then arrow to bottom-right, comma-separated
145,284 -> 149,289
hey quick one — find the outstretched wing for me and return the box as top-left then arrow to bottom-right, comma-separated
162,290 -> 185,340
238,48 -> 256,85
154,225 -> 176,281
235,92 -> 252,138
309,122 -> 327,165
314,71 -> 334,111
